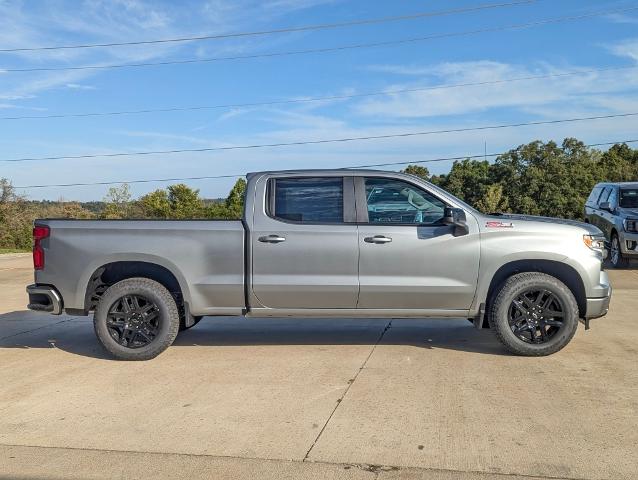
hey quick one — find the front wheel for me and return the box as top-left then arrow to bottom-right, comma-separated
610,233 -> 629,268
94,278 -> 180,360
488,272 -> 579,356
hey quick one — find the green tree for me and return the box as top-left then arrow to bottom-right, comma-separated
402,165 -> 430,181
475,184 -> 509,214
0,178 -> 33,250
102,184 -> 132,219
491,139 -> 600,219
437,159 -> 491,207
138,184 -> 204,219
597,143 -> 638,182
224,178 -> 247,218
167,184 -> 204,218
139,190 -> 171,218
205,178 -> 247,219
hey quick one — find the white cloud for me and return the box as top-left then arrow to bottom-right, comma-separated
605,13 -> 638,25
352,60 -> 638,119
608,38 -> 638,63
65,83 -> 96,90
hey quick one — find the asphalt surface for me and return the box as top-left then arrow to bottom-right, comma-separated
1,253 -> 637,480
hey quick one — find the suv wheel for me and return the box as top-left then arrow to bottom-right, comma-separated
94,278 -> 180,360
489,272 -> 579,356
610,233 -> 629,268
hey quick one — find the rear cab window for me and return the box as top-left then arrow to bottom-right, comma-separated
268,177 -> 345,224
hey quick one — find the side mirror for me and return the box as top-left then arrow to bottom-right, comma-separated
599,201 -> 612,212
441,207 -> 469,237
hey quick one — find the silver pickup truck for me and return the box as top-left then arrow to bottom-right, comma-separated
27,169 -> 611,360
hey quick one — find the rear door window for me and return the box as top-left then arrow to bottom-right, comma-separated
270,177 -> 344,223
586,187 -> 602,206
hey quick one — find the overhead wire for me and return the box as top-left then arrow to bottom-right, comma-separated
2,64 -> 636,121
14,139 -> 638,189
2,6 -> 637,73
2,112 -> 637,163
0,1 -> 536,52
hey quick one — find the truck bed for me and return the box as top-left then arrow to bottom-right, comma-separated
34,219 -> 246,316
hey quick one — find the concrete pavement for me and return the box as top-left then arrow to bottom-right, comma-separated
1,254 -> 637,480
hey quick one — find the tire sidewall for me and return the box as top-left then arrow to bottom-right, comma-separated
610,234 -> 625,268
492,274 -> 578,355
94,278 -> 179,360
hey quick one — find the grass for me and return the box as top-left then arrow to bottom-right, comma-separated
0,248 -> 30,254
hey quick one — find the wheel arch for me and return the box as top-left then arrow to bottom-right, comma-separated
83,260 -> 186,313
482,259 -> 587,323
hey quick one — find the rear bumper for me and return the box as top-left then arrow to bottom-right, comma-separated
26,284 -> 63,315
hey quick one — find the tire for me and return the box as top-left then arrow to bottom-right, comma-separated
179,315 -> 203,331
94,278 -> 180,360
610,233 -> 629,268
488,272 -> 579,356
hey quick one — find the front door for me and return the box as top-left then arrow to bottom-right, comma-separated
251,176 -> 359,309
356,176 -> 480,311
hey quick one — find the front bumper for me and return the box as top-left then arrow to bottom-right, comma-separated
26,284 -> 63,315
585,270 -> 612,320
620,230 -> 638,256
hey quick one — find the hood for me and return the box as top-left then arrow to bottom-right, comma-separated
617,207 -> 638,218
487,213 -> 602,235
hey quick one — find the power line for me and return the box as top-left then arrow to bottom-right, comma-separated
14,139 -> 638,189
0,1 -> 535,53
3,64 -> 636,121
2,112 -> 637,164
3,6 -> 636,73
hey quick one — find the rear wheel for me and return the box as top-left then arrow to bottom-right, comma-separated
610,233 -> 629,268
94,278 -> 180,360
488,272 -> 579,356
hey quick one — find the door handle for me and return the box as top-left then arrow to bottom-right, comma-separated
258,235 -> 286,243
364,235 -> 392,244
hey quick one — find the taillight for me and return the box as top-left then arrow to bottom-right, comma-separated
33,225 -> 50,270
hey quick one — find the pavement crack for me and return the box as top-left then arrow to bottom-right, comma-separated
0,318 -> 73,341
303,320 -> 392,462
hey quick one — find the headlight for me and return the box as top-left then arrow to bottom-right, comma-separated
623,219 -> 638,233
583,234 -> 605,252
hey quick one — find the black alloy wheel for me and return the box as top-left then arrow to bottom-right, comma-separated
106,294 -> 160,348
489,272 -> 579,356
94,278 -> 180,360
508,289 -> 564,344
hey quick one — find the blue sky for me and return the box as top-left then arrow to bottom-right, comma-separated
1,0 -> 638,201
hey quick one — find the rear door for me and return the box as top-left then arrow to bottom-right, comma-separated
251,176 -> 359,309
356,176 -> 480,311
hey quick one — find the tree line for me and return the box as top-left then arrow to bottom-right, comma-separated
1,138 -> 637,251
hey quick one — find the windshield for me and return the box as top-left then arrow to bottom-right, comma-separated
619,189 -> 638,208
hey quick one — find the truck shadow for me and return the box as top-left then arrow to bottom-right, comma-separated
0,311 -> 510,359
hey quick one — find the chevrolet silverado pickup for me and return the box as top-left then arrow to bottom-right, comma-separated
27,169 -> 612,360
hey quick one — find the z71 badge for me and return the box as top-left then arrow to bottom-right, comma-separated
486,221 -> 514,228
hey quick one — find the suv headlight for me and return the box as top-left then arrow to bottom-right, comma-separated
583,234 -> 605,255
623,219 -> 638,233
